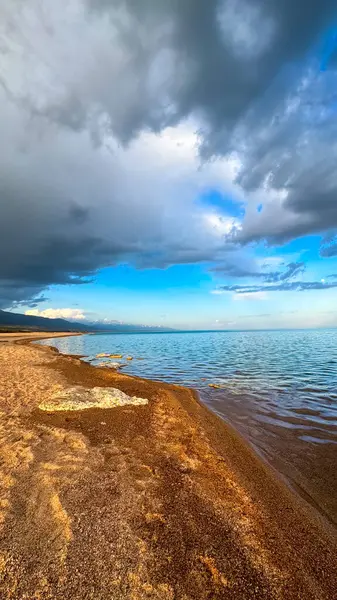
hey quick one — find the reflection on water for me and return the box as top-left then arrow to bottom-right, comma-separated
38,329 -> 337,523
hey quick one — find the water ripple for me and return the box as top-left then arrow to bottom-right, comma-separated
38,329 -> 337,444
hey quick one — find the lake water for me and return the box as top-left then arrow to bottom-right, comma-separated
38,329 -> 337,525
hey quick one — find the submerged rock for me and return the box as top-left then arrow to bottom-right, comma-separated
109,354 -> 123,359
126,356 -> 133,360
39,386 -> 148,412
208,383 -> 222,389
97,361 -> 122,369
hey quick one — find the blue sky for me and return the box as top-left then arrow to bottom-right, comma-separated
1,1 -> 337,329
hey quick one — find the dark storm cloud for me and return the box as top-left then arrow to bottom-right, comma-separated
1,0 -> 337,307
236,149 -> 337,245
0,282 -> 50,310
232,54 -> 337,245
9,296 -> 49,310
0,174 -> 113,305
38,0 -> 326,186
85,0 -> 336,145
0,157 -> 124,306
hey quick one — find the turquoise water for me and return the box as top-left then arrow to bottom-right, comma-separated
38,329 -> 337,522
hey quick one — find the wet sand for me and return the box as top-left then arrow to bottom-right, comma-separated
0,335 -> 336,599
0,331 -> 82,343
205,391 -> 337,527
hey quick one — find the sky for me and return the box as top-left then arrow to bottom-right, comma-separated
1,0 -> 337,330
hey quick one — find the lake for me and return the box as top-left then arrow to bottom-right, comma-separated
38,329 -> 337,525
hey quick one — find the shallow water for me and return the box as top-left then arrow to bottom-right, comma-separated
38,329 -> 337,524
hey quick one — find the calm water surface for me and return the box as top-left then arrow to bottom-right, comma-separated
39,329 -> 337,523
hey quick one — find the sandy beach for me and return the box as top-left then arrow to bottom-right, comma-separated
0,332 -> 82,343
0,334 -> 336,599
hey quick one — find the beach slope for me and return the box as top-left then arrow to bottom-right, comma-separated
0,335 -> 336,599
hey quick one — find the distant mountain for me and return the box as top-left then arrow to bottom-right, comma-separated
0,309 -> 90,332
0,309 -> 175,333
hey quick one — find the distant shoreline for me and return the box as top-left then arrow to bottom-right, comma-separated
0,331 -> 83,343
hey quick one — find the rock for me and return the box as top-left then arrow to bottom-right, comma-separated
39,386 -> 149,412
109,354 -> 123,359
126,356 -> 133,360
96,353 -> 110,358
97,361 -> 122,369
208,383 -> 222,389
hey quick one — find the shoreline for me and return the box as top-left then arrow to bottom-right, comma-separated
0,331 -> 84,343
35,332 -> 337,528
0,333 -> 336,598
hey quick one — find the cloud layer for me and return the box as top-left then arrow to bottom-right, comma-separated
212,260 -> 337,294
216,281 -> 337,294
26,308 -> 86,320
1,0 -> 337,306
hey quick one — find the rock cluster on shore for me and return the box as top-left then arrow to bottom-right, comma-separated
39,386 -> 148,411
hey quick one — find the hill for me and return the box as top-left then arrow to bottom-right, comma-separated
0,310 -> 174,334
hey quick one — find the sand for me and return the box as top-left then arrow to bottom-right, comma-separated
0,332 -> 82,343
0,334 -> 336,599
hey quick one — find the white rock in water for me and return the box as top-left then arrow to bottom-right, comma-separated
97,361 -> 122,369
39,386 -> 148,412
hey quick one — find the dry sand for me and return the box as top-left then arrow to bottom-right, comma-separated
0,334 -> 336,599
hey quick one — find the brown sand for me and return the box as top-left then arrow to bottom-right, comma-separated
0,335 -> 336,599
0,332 -> 82,343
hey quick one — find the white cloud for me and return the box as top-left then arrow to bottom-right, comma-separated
212,289 -> 268,300
258,256 -> 285,269
204,213 -> 239,236
25,308 -> 86,320
233,291 -> 268,301
213,319 -> 237,327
